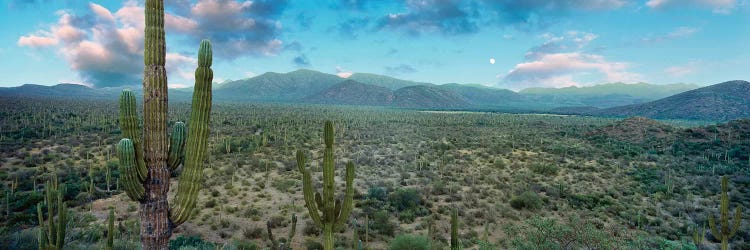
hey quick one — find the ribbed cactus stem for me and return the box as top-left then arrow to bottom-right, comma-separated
116,139 -> 145,201
107,207 -> 115,250
167,122 -> 186,171
708,175 -> 742,250
169,39 -> 213,225
119,90 -> 147,181
37,177 -> 66,250
451,208 -> 459,250
288,214 -> 297,245
296,121 -> 356,250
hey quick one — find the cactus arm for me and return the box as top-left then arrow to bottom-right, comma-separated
296,150 -> 306,173
107,208 -> 115,250
116,139 -> 145,201
334,161 -> 355,230
169,40 -> 213,226
119,90 -> 147,181
729,206 -> 741,238
167,122 -> 186,172
709,215 -> 721,241
55,188 -> 65,250
46,180 -> 55,244
302,169 -> 323,226
451,208 -> 459,250
37,204 -> 47,248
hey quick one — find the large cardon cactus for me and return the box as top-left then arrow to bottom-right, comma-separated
116,0 -> 213,249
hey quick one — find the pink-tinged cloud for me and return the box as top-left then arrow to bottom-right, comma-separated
504,52 -> 641,88
17,35 -> 58,47
166,14 -> 199,32
90,3 -> 115,23
17,3 -> 195,87
336,66 -> 353,78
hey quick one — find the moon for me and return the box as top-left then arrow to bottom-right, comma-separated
489,58 -> 495,64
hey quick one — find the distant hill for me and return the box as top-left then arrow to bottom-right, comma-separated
0,84 -> 194,101
520,82 -> 699,108
215,69 -> 344,102
304,80 -> 394,106
347,73 -> 428,90
393,85 -> 470,109
436,83 -> 524,107
595,80 -> 750,121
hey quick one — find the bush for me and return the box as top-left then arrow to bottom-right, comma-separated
305,239 -> 323,250
169,235 -> 215,250
389,234 -> 430,250
371,210 -> 396,236
529,163 -> 559,175
233,240 -> 258,250
389,188 -> 422,212
510,191 -> 542,210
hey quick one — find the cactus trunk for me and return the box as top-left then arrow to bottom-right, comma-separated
708,175 -> 742,250
140,0 -> 170,247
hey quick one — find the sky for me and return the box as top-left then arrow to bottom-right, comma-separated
1,0 -> 749,90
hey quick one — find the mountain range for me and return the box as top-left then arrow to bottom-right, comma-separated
1,69 -> 747,121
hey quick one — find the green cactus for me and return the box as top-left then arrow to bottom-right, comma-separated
692,223 -> 705,248
37,176 -> 66,250
708,176 -> 742,250
106,207 -> 115,250
451,208 -> 459,250
115,0 -> 213,248
296,121 -> 355,250
267,214 -> 297,250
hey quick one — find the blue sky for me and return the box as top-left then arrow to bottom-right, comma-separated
1,0 -> 748,90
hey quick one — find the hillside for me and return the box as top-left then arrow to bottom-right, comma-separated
0,84 -> 193,101
595,80 -> 750,121
587,116 -> 677,147
436,83 -> 524,107
303,80 -> 394,106
393,85 -> 470,108
347,73 -> 428,90
215,69 -> 345,102
520,83 -> 698,108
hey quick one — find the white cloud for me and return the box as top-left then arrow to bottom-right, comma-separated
646,0 -> 737,12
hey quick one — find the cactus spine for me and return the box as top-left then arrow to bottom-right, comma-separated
115,0 -> 213,248
708,176 -> 742,250
37,176 -> 66,250
451,208 -> 459,250
296,121 -> 355,250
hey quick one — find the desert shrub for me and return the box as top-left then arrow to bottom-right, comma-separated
303,220 -> 321,236
529,163 -> 559,175
510,191 -> 542,210
305,239 -> 323,250
371,210 -> 396,236
233,240 -> 258,250
389,188 -> 422,212
504,216 -> 625,249
169,235 -> 215,250
389,234 -> 430,250
242,226 -> 264,239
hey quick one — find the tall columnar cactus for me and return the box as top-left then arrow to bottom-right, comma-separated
106,207 -> 115,250
115,0 -> 213,248
37,177 -> 66,250
296,121 -> 355,250
451,208 -> 459,250
708,176 -> 742,250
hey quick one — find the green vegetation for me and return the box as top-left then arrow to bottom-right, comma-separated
37,176 -> 67,250
0,96 -> 748,248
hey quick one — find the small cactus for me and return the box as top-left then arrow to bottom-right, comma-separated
708,176 -> 742,250
106,207 -> 115,250
451,208 -> 459,250
37,176 -> 66,250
